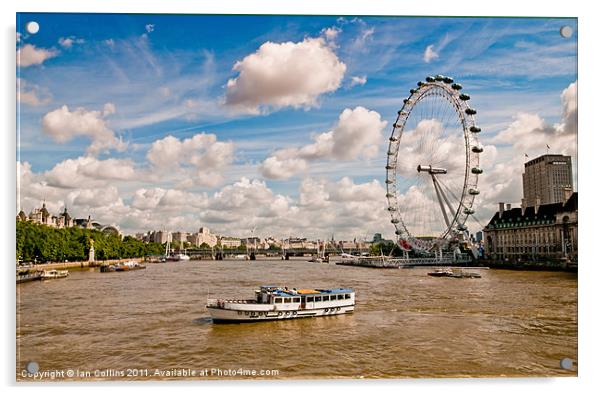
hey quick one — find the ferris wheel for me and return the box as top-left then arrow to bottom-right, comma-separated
385,75 -> 483,252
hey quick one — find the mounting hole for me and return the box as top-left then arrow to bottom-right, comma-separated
26,21 -> 40,34
559,25 -> 573,38
26,361 -> 39,374
559,357 -> 573,370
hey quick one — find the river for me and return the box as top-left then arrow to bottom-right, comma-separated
16,259 -> 577,380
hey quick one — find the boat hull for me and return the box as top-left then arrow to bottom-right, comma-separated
207,304 -> 354,323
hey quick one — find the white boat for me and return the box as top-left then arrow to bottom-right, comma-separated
166,253 -> 191,261
207,286 -> 355,323
41,269 -> 69,279
308,240 -> 328,263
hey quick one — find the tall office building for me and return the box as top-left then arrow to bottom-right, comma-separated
522,154 -> 573,206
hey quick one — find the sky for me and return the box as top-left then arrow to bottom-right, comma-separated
16,13 -> 578,240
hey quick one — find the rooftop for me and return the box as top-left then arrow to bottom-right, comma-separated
485,193 -> 577,230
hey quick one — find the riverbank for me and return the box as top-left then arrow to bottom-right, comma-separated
478,258 -> 577,272
20,257 -> 145,271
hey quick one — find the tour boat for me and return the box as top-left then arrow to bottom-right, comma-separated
41,269 -> 69,279
207,286 -> 355,323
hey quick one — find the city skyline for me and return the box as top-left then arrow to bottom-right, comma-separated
17,14 -> 577,239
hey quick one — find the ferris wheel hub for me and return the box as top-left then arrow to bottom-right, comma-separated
416,165 -> 447,175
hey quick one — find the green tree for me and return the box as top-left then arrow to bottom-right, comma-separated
16,221 -> 165,263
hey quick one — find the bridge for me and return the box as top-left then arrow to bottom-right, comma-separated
173,246 -> 371,260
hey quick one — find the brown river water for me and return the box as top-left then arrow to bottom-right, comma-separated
16,259 -> 577,380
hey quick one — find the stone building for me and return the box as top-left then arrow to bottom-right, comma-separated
171,231 -> 189,244
152,230 -> 172,244
219,236 -> 242,248
18,203 -> 76,229
188,227 -> 218,247
483,193 -> 577,262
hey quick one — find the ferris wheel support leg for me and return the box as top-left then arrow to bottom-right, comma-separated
431,174 -> 450,228
433,175 -> 456,219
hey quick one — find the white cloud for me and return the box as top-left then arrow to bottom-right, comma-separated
44,156 -> 137,189
225,37 -> 346,113
145,24 -> 155,33
17,44 -> 58,67
159,86 -> 172,97
322,26 -> 341,42
19,156 -> 393,238
41,104 -> 126,155
350,75 -> 367,87
58,36 -> 85,48
259,156 -> 308,180
558,80 -> 577,135
147,133 -> 234,187
350,26 -> 375,53
260,106 -> 386,179
103,39 -> 115,48
131,188 -> 208,211
68,186 -> 122,208
491,82 -> 577,159
17,78 -> 52,106
423,44 -> 439,63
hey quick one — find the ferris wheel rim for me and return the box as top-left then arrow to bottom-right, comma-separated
385,76 -> 482,251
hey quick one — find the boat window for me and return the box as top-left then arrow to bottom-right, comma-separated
337,294 -> 344,300
274,298 -> 282,303
330,295 -> 337,301
284,298 -> 291,303
344,294 -> 351,299
307,297 -> 314,302
315,296 -> 322,302
293,297 -> 300,303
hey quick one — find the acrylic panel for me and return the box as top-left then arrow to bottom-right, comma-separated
16,13 -> 577,381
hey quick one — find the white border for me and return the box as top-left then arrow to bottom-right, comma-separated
3,1 -> 600,394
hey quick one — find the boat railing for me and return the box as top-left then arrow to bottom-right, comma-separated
207,298 -> 258,308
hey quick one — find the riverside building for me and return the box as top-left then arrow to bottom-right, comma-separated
483,193 -> 577,262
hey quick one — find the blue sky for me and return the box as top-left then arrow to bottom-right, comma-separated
16,14 -> 578,238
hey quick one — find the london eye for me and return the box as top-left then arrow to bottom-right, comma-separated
385,75 -> 483,252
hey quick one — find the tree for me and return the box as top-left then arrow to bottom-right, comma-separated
16,221 -> 165,263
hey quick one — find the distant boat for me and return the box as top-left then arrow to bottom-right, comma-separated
308,240 -> 328,263
167,253 -> 190,261
207,285 -> 355,323
100,261 -> 146,272
41,269 -> 69,280
16,269 -> 42,283
428,268 -> 481,278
